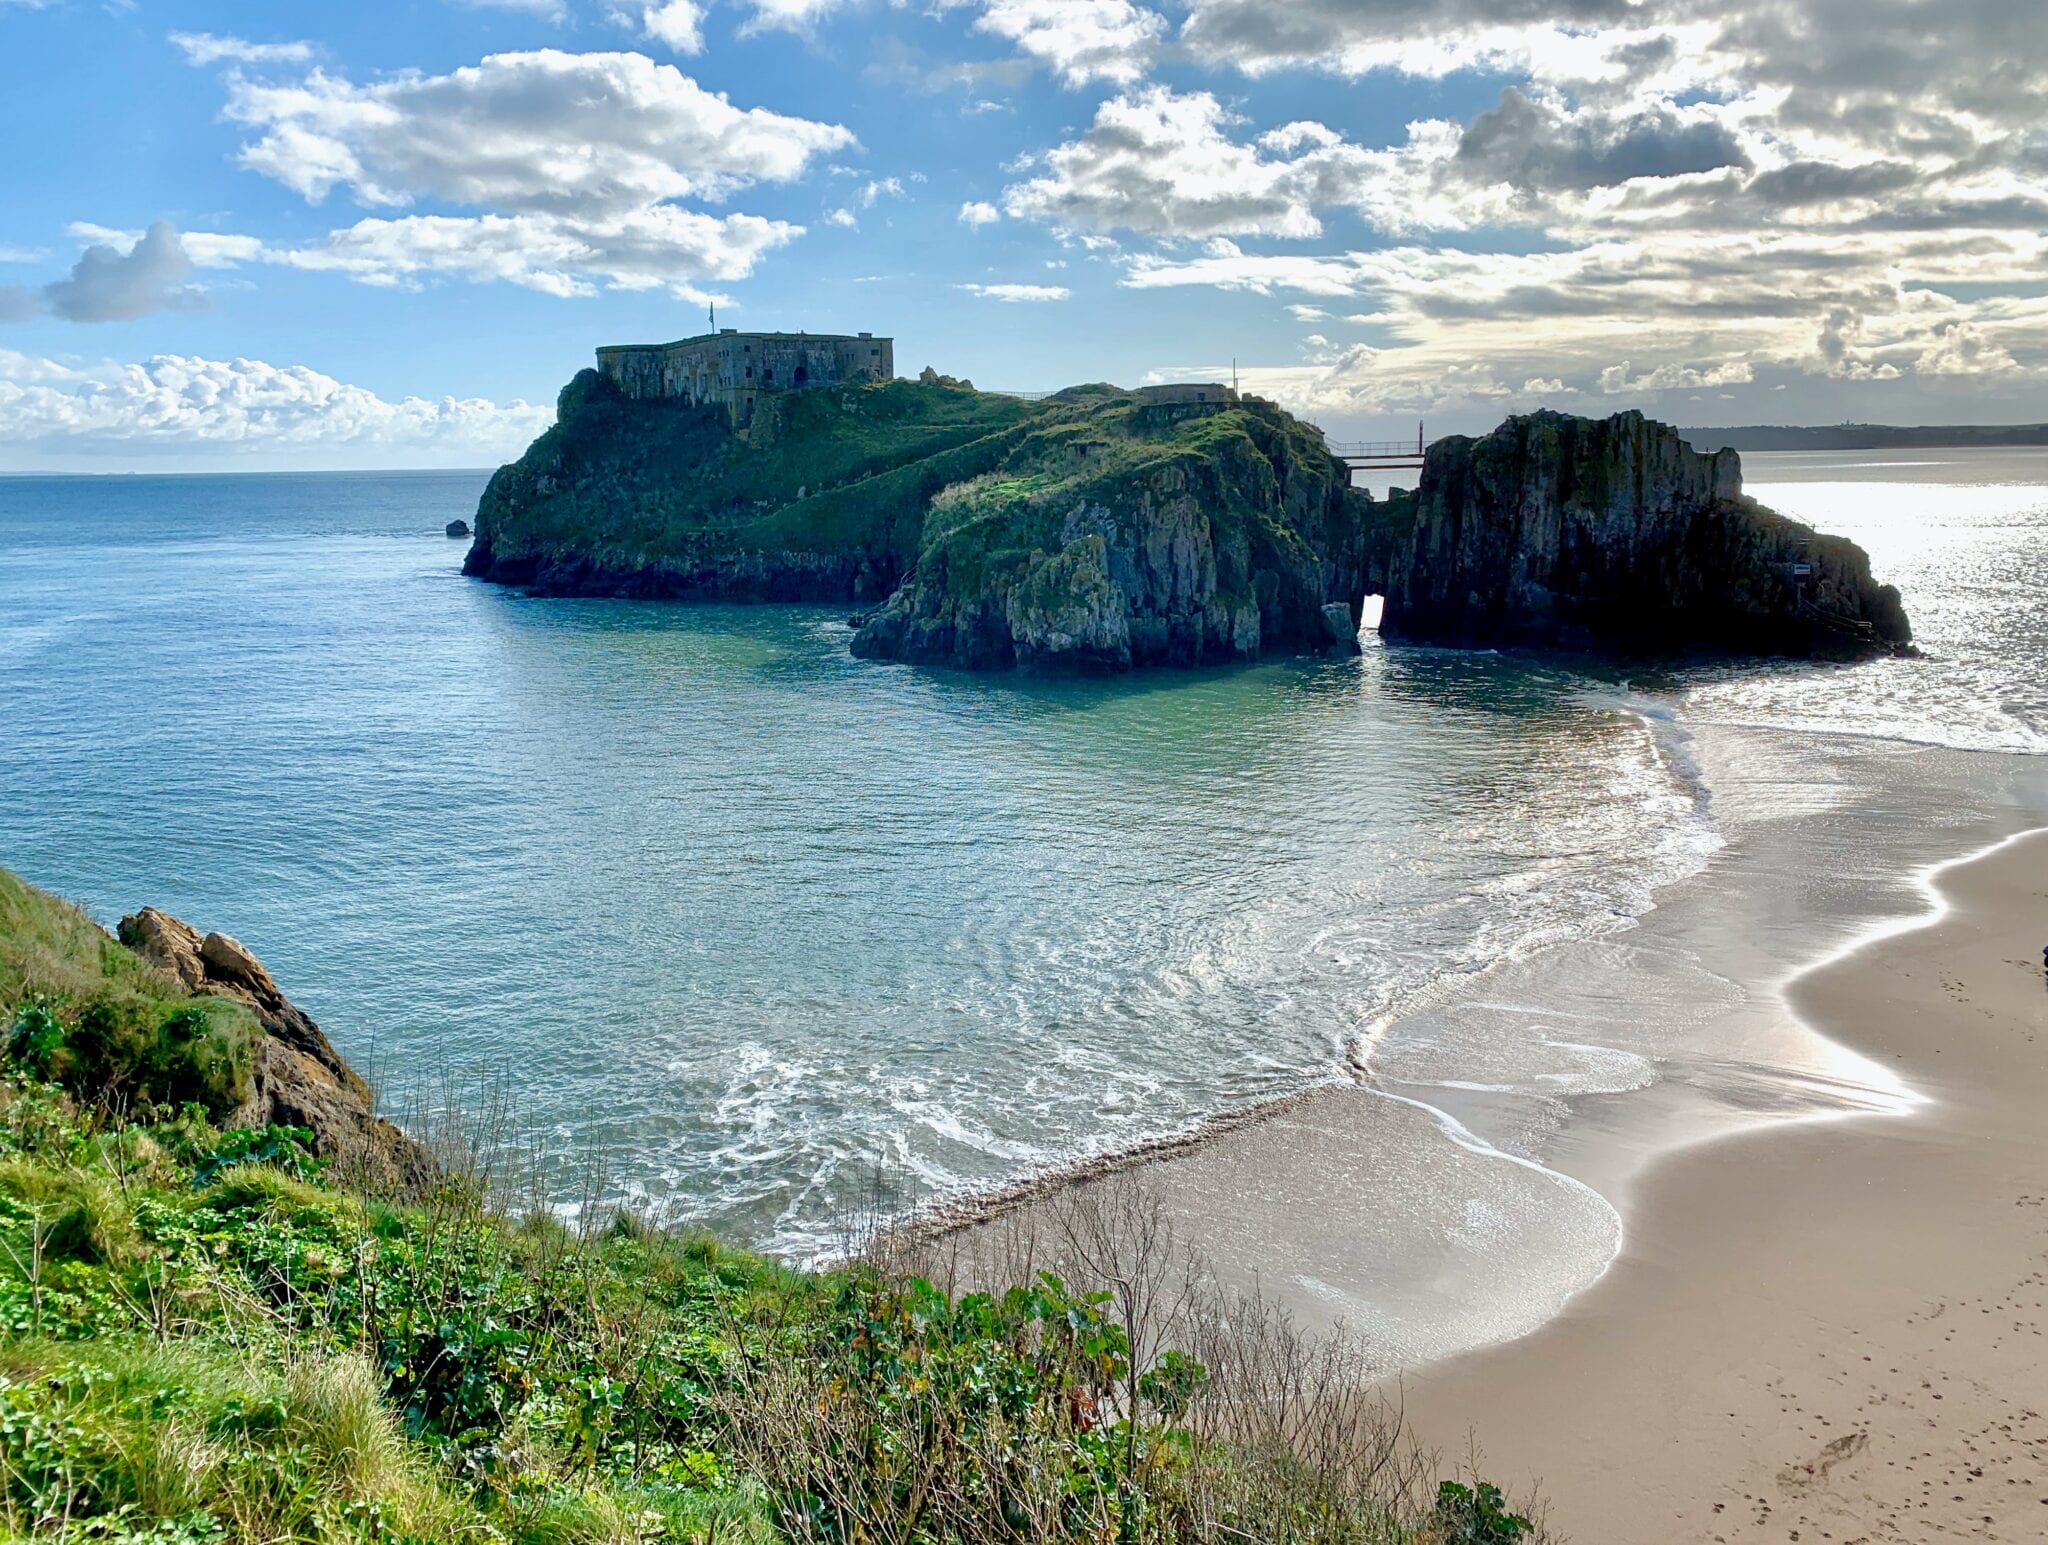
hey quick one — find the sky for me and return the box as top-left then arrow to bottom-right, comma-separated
1,0 -> 2044,470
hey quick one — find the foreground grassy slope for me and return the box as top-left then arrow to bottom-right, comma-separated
0,869 -> 1540,1543
0,871 -> 256,1121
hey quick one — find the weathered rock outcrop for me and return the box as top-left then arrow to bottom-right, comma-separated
850,396 -> 1369,670
1363,411 -> 1911,657
117,908 -> 435,1194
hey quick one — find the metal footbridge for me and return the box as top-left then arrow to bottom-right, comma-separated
1328,424 -> 1427,474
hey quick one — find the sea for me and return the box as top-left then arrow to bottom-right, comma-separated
3,449 -> 2045,1353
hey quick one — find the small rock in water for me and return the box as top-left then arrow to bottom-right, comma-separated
1321,601 -> 1361,653
445,519 -> 471,538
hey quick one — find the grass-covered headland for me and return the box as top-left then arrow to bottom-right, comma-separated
0,868 -> 1542,1545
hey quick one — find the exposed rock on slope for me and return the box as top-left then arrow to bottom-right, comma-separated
1363,410 -> 1911,657
850,395 -> 1369,670
117,908 -> 434,1193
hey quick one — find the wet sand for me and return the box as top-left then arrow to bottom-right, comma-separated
1403,829 -> 2048,1542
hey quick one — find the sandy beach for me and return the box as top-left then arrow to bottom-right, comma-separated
930,770 -> 2048,1543
1399,828 -> 2048,1542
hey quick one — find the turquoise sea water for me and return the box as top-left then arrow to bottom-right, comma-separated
2,452 -> 2043,1261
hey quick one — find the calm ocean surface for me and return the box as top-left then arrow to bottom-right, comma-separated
3,450 -> 2044,1260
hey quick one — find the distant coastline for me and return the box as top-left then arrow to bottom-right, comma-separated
1683,421 -> 2048,451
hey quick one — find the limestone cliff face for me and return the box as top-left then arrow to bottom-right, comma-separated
1364,410 -> 1911,657
118,908 -> 435,1195
851,399 -> 1370,671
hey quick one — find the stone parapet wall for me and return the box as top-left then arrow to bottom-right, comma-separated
596,330 -> 894,423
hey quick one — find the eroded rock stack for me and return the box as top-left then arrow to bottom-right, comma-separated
1363,410 -> 1911,657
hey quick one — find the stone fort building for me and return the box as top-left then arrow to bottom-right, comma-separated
595,329 -> 894,425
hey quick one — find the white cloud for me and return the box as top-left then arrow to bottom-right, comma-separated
63,211 -> 792,305
823,207 -> 858,228
1598,359 -> 1755,394
1002,88 -> 1332,238
1915,323 -> 2019,377
169,32 -> 314,67
45,223 -> 202,322
1178,0 -> 1649,82
269,209 -> 799,301
958,200 -> 1000,227
66,224 -> 269,270
0,222 -> 207,324
0,349 -> 551,467
973,0 -> 1164,88
958,282 -> 1069,302
859,176 -> 906,207
1123,231 -> 2048,415
638,1 -> 705,52
188,49 -> 848,300
224,51 -> 852,212
992,3 -> 2048,411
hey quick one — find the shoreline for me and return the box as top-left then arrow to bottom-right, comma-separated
923,729 -> 2047,1493
1400,824 -> 2048,1541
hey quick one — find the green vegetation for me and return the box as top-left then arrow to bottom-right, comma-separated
469,375 -> 1044,588
0,869 -> 1541,1543
906,396 -> 1345,596
0,872 -> 255,1120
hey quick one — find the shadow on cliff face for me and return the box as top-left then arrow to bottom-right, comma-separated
1358,409 -> 1910,662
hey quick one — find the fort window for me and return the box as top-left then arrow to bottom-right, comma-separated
793,365 -> 808,387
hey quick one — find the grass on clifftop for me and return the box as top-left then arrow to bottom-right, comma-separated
0,868 -> 1543,1545
0,872 -> 255,1121
472,378 -> 1369,608
476,375 -> 1044,573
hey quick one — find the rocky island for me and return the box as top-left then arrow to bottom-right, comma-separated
466,334 -> 1912,669
1367,410 -> 1912,657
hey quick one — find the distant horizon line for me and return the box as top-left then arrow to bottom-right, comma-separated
6,415 -> 2048,479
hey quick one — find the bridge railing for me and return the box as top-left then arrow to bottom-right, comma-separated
1327,440 -> 1425,458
